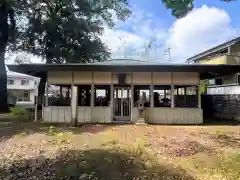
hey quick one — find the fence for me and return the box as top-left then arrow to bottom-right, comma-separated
202,94 -> 240,121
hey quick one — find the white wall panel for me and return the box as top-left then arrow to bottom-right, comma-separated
77,107 -> 91,123
43,106 -> 71,123
91,107 -> 112,123
145,108 -> 203,124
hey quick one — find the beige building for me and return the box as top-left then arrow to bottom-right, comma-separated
8,59 -> 240,124
186,37 -> 240,94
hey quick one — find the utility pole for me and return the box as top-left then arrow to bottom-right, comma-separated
164,48 -> 172,62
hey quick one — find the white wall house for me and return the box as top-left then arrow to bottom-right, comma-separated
7,71 -> 39,103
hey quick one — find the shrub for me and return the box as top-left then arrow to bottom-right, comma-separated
9,107 -> 28,117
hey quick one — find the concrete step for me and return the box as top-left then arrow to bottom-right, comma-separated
136,118 -> 146,125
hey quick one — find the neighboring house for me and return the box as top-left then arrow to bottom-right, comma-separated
186,37 -> 240,94
8,59 -> 240,124
7,71 -> 39,105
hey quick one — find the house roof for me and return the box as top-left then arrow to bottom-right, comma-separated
186,36 -> 240,63
7,59 -> 240,80
7,70 -> 39,79
90,59 -> 163,65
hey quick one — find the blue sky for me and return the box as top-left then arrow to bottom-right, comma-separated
9,0 -> 240,64
101,0 -> 240,62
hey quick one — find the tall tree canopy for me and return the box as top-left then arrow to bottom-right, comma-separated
0,0 -> 130,112
12,0 -> 131,63
162,0 -> 233,18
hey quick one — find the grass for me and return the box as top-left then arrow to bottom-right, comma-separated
0,117 -> 239,179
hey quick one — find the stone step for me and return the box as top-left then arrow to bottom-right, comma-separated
136,118 -> 146,124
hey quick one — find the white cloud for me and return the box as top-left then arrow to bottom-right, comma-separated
102,7 -> 167,60
7,5 -> 239,63
101,28 -> 144,57
166,5 -> 238,62
103,5 -> 239,63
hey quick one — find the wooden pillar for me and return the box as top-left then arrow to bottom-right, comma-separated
90,84 -> 94,107
71,85 -> 78,126
171,72 -> 174,108
150,85 -> 154,108
110,84 -> 114,120
131,84 -> 134,108
130,84 -> 134,122
198,85 -> 201,108
171,84 -> 174,108
45,81 -> 48,106
150,72 -> 154,108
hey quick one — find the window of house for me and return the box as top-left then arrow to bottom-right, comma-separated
78,85 -> 91,106
154,85 -> 171,107
208,79 -> 215,85
7,79 -> 14,85
47,85 -> 71,106
94,85 -> 110,106
21,79 -> 30,85
174,85 -> 198,108
215,78 -> 223,85
23,91 -> 30,101
133,85 -> 150,107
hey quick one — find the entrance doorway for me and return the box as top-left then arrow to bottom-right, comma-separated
113,87 -> 131,121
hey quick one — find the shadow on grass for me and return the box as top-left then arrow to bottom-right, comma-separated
166,140 -> 214,157
0,149 -> 196,180
203,118 -> 240,126
0,116 -> 113,142
208,134 -> 240,148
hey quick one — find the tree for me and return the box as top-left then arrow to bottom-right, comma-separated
0,0 -> 16,113
13,0 -> 130,103
0,0 -> 130,113
162,0 -> 233,18
14,54 -> 32,64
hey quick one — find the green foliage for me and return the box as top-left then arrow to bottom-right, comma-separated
162,0 -> 193,18
218,152 -> 240,180
8,0 -> 131,64
162,0 -> 234,18
200,80 -> 208,94
9,107 -> 28,117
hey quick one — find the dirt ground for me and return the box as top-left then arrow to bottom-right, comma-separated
0,116 -> 239,180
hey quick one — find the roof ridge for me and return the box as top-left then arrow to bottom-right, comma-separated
90,58 -> 162,65
186,36 -> 240,63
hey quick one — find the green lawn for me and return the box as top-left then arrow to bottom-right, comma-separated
0,116 -> 239,180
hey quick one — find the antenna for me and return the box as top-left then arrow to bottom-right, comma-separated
164,48 -> 172,62
111,36 -> 127,58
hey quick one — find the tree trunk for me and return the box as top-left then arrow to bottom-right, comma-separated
0,2 -> 10,113
0,51 -> 9,113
